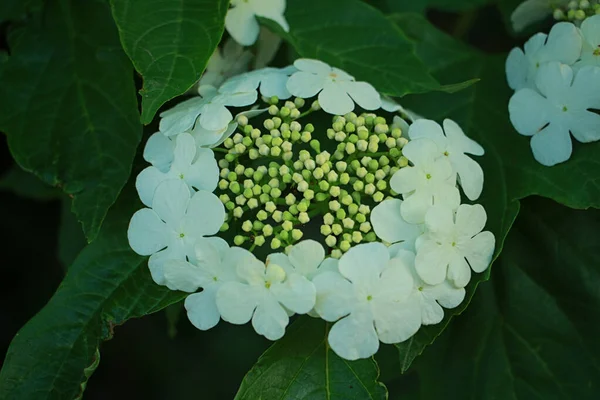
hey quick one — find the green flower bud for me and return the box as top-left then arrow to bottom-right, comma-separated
311,100 -> 321,110
340,240 -> 351,252
329,200 -> 341,212
312,167 -> 324,180
289,204 -> 299,215
345,142 -> 356,154
272,137 -> 283,147
356,213 -> 367,224
283,211 -> 294,221
352,180 -> 364,192
348,134 -> 359,144
356,127 -> 369,141
218,179 -> 229,190
316,192 -> 329,202
374,123 -> 389,134
279,230 -> 290,241
332,224 -> 343,236
304,159 -> 316,171
234,235 -> 247,246
223,138 -> 234,148
360,222 -> 372,233
375,169 -> 386,181
331,249 -> 343,259
352,231 -> 363,243
310,139 -> 321,153
227,171 -> 237,182
333,150 -> 345,161
333,121 -> 345,132
345,122 -> 356,133
295,97 -> 306,108
334,131 -> 346,142
225,201 -> 235,211
329,186 -> 341,197
389,148 -> 401,158
359,204 -> 371,215
298,212 -> 310,224
285,193 -> 297,205
248,198 -> 259,209
318,180 -> 330,192
348,203 -> 359,216
254,235 -> 266,246
365,232 -> 377,242
253,220 -> 264,231
281,129 -> 291,140
301,131 -> 312,143
397,137 -> 409,148
364,183 -> 376,195
220,222 -> 230,232
243,188 -> 254,199
365,173 -> 375,184
249,148 -> 259,160
282,220 -> 293,231
234,143 -> 247,154
356,167 -> 367,178
325,235 -> 337,248
290,109 -> 301,119
271,238 -> 282,249
279,106 -> 291,118
263,224 -> 274,236
243,179 -> 254,189
265,201 -> 277,213
356,139 -> 368,152
290,121 -> 302,132
259,193 -> 270,204
270,146 -> 281,157
304,189 -> 315,200
242,220 -> 253,232
398,156 -> 409,167
256,209 -> 268,221
391,127 -> 402,138
336,208 -> 346,220
297,181 -> 309,192
365,115 -> 374,126
291,229 -> 303,241
373,191 -> 384,203
321,224 -> 332,236
272,210 -> 283,222
281,141 -> 293,152
321,162 -> 331,174
339,172 -> 350,185
376,180 -> 387,191
327,128 -> 336,140
242,136 -> 253,147
236,195 -> 247,206
233,207 -> 244,218
268,178 -> 280,189
342,218 -> 355,229
271,188 -> 282,199
219,194 -> 230,203
323,213 -> 335,225
264,119 -> 276,130
341,194 -> 353,206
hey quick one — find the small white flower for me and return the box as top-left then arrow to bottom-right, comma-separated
505,22 -> 582,91
390,138 -> 460,224
143,132 -> 175,173
409,119 -> 485,201
510,0 -> 569,32
163,238 -> 250,330
266,239 -> 337,280
220,66 -> 297,100
574,15 -> 600,71
199,38 -> 253,88
370,199 -> 423,251
509,62 -> 600,166
159,85 -> 257,136
216,255 -> 316,340
389,248 -> 466,326
127,180 -> 225,285
312,243 -> 415,360
136,132 -> 219,207
415,204 -> 495,288
286,59 -> 381,115
225,0 -> 289,47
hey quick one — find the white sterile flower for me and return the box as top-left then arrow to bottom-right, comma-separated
286,59 -> 381,115
190,108 -> 266,148
127,180 -> 225,285
370,199 -> 423,251
574,15 -> 600,71
266,239 -> 337,280
216,254 -> 316,340
505,22 -> 582,91
159,85 -> 257,136
415,204 -> 495,288
163,238 -> 249,330
136,132 -> 219,207
220,66 -> 297,100
312,243 -> 415,360
143,132 -> 175,173
509,62 -> 600,166
409,119 -> 485,201
389,139 -> 460,224
389,248 -> 466,326
225,0 -> 289,47
199,39 -> 252,88
510,0 -> 569,32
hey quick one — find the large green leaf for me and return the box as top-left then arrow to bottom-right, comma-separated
414,198 -> 600,399
110,0 -> 229,124
235,318 -> 387,400
270,0 -> 475,97
391,13 -> 600,371
367,0 -> 493,13
0,0 -> 142,242
0,0 -> 41,23
0,183 -> 185,399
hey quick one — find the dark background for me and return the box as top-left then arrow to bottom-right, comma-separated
0,4 -> 547,399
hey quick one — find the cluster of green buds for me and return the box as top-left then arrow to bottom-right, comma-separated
214,97 -> 410,257
554,0 -> 600,22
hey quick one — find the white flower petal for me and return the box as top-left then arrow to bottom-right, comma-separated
530,122 -> 572,166
508,88 -> 552,136
540,22 -> 582,66
252,295 -> 289,340
184,191 -> 226,237
447,254 -> 471,288
452,154 -> 484,201
185,288 -> 221,330
225,4 -> 260,46
272,274 -> 316,314
389,166 -> 419,195
159,97 -> 205,137
535,62 -> 573,101
371,199 -> 421,245
185,148 -> 219,192
419,294 -> 444,325
463,231 -> 495,273
376,259 -> 414,301
148,248 -> 182,285
443,119 -> 484,156
312,271 -> 354,321
216,281 -> 261,324
163,260 -> 204,292
294,58 -> 332,75
286,71 -> 324,98
374,294 -> 421,344
136,167 -> 166,207
252,0 -> 289,32
400,191 -> 432,225
570,65 -> 600,110
172,132 -> 196,171
408,120 -> 446,151
455,204 -> 487,239
424,205 -> 455,240
127,208 -> 167,255
260,72 -> 292,99
318,82 -> 355,115
343,81 -> 381,111
152,180 -> 190,228
426,281 -> 466,309
339,242 -> 389,283
415,240 -> 449,285
199,103 -> 233,132
287,240 -> 325,278
506,47 -> 528,90
402,138 -> 439,166
328,312 -> 379,360
237,257 -> 268,286
581,15 -> 600,46
144,132 -> 174,172
568,110 -> 600,143
266,252 -> 295,276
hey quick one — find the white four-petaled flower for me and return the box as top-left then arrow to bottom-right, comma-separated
509,62 -> 600,166
225,0 -> 289,46
370,199 -> 423,251
505,22 -> 582,91
415,204 -> 495,288
286,59 -> 381,115
312,243 -> 414,360
390,138 -> 460,224
127,180 -> 225,285
575,15 -> 600,71
409,119 -> 485,201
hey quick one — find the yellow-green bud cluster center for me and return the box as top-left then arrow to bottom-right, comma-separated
553,1 -> 600,22
214,97 -> 409,257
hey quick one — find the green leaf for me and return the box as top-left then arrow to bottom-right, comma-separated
235,318 -> 388,400
391,13 -> 600,371
414,198 -> 600,399
0,0 -> 142,242
0,183 -> 185,399
0,0 -> 41,23
58,198 -> 87,268
367,0 -> 493,13
269,0 -> 474,97
0,165 -> 60,201
110,0 -> 229,124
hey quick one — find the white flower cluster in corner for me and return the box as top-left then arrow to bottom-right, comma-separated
128,57 -> 495,361
506,16 -> 600,166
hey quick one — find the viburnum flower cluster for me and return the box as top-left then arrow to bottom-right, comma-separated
511,0 -> 600,32
127,57 -> 495,361
506,15 -> 600,166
